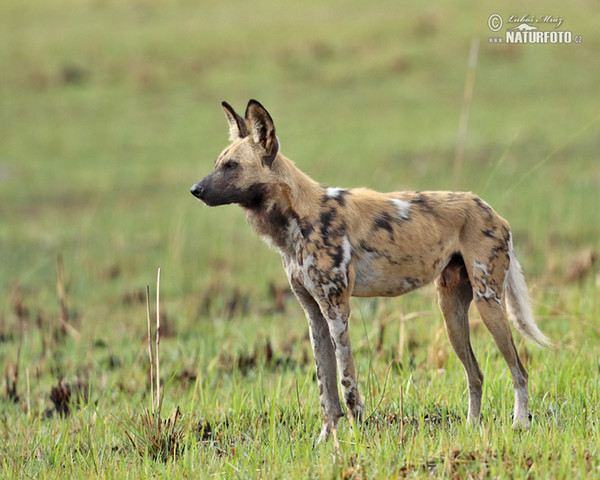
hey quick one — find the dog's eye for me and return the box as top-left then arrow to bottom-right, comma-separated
223,160 -> 239,170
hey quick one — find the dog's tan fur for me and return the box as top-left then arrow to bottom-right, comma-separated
191,100 -> 550,442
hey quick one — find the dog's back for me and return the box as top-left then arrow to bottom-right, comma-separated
305,188 -> 505,299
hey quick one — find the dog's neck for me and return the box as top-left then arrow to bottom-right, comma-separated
243,153 -> 321,252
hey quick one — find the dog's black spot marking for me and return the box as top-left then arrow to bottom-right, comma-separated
330,244 -> 345,268
412,193 -> 437,217
372,211 -> 394,236
333,189 -> 349,206
475,295 -> 499,305
319,209 -> 335,233
325,281 -> 345,304
489,244 -> 503,259
501,226 -> 511,244
332,195 -> 345,207
359,240 -> 377,254
300,221 -> 314,239
358,240 -> 406,267
306,264 -> 348,307
322,188 -> 349,207
344,389 -> 357,411
341,379 -> 351,388
473,197 -> 494,220
318,208 -> 346,242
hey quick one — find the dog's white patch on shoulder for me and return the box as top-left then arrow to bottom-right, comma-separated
391,198 -> 411,221
326,187 -> 345,198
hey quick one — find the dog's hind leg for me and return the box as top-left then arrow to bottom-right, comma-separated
290,282 -> 344,443
463,238 -> 531,429
475,297 -> 530,429
436,255 -> 483,425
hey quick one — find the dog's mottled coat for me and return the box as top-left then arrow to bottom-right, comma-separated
191,100 -> 550,443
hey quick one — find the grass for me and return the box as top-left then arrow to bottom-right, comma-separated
1,0 -> 599,478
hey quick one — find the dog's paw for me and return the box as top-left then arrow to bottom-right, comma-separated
316,426 -> 330,444
511,412 -> 532,430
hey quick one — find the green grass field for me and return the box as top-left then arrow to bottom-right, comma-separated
1,0 -> 599,478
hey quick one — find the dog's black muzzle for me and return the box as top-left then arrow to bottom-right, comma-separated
190,173 -> 265,208
190,176 -> 237,207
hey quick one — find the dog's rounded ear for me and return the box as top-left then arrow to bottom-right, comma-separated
222,101 -> 249,140
245,99 -> 279,168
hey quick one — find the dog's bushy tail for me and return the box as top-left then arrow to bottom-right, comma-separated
505,238 -> 552,348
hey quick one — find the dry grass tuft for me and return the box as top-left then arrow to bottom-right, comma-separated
123,268 -> 187,462
124,408 -> 186,462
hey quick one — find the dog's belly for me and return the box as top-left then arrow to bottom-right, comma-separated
351,249 -> 447,297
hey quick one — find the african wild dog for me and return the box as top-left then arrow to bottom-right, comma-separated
190,100 -> 550,443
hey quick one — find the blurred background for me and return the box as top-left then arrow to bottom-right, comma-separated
1,0 -> 598,346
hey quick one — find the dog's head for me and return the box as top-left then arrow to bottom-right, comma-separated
190,100 -> 280,208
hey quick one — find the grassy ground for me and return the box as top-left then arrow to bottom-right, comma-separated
1,0 -> 599,478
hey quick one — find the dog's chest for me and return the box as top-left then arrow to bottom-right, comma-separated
281,234 -> 352,301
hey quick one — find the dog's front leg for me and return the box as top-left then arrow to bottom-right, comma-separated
319,297 -> 364,429
290,281 -> 344,443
